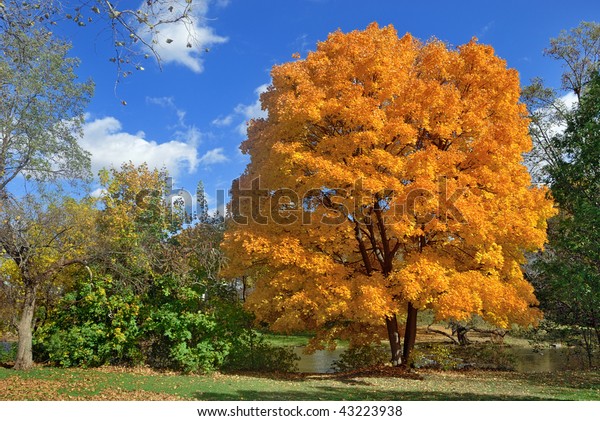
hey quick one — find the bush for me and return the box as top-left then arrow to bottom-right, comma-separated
331,344 -> 389,372
34,276 -> 142,367
140,275 -> 254,373
35,274 -> 299,374
141,302 -> 238,373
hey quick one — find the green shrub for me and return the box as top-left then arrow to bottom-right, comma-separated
140,275 -> 254,373
331,344 -> 389,372
34,276 -> 141,367
35,273 -> 299,373
141,303 -> 236,373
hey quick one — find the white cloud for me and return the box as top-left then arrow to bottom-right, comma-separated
211,115 -> 234,127
525,91 -> 579,183
561,91 -> 579,110
174,125 -> 201,146
146,96 -> 202,154
146,95 -> 192,131
545,91 -> 579,137
198,147 -> 229,165
294,33 -> 311,54
209,83 -> 269,136
90,187 -> 107,198
234,84 -> 269,135
80,116 -> 201,177
139,1 -> 228,73
476,21 -> 495,39
146,96 -> 176,108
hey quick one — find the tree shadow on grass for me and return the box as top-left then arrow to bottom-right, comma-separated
207,368 -> 599,401
192,386 -> 555,401
222,366 -> 425,384
197,368 -> 558,401
515,371 -> 600,389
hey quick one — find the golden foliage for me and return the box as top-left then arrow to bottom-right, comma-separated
222,23 -> 555,346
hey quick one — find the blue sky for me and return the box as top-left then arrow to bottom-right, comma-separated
54,0 -> 600,211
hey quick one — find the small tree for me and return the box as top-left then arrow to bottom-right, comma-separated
94,162 -> 179,292
0,32 -> 93,192
0,196 -> 96,369
222,23 -> 555,365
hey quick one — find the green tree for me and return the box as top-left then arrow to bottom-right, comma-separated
33,274 -> 142,368
545,21 -> 600,99
523,22 -> 600,366
533,71 -> 600,366
35,165 -> 296,373
0,30 -> 93,192
94,162 -> 173,291
0,22 -> 93,370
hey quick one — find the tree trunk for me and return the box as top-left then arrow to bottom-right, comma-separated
13,285 -> 36,370
452,322 -> 471,346
402,302 -> 418,366
385,314 -> 402,366
581,327 -> 593,369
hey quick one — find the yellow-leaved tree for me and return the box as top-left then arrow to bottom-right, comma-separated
0,195 -> 96,369
222,23 -> 556,365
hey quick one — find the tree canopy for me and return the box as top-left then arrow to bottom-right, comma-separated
0,26 -> 93,192
522,21 -> 600,184
222,23 -> 555,363
0,194 -> 96,369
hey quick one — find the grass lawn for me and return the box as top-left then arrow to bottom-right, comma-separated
0,366 -> 598,401
1,322 -> 598,401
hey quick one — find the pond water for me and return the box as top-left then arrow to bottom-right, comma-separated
294,345 -> 589,373
510,346 -> 590,373
0,341 -> 12,353
294,347 -> 345,373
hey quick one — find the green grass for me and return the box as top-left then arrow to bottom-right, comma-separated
261,331 -> 352,350
260,332 -> 313,348
0,366 -> 598,401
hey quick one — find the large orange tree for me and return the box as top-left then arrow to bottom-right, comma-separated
222,23 -> 555,365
